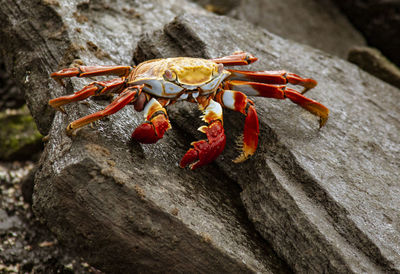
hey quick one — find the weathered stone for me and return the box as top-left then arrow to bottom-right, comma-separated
348,46 -> 400,90
334,0 -> 400,67
0,60 -> 25,111
2,0 -> 400,273
230,0 -> 366,59
136,14 -> 400,273
0,0 -> 290,273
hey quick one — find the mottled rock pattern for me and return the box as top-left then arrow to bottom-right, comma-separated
334,0 -> 400,67
1,0 -> 400,273
0,61 -> 25,111
0,0 -> 289,273
230,0 -> 366,59
348,46 -> 400,90
138,14 -> 400,273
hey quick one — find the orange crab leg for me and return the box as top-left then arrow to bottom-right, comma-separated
131,98 -> 172,144
209,51 -> 258,66
51,65 -> 132,86
215,90 -> 259,163
66,85 -> 142,134
227,69 -> 317,93
180,99 -> 226,170
225,80 -> 329,128
49,78 -> 126,110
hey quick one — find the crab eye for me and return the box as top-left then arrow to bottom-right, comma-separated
163,69 -> 177,81
218,63 -> 224,73
213,63 -> 224,75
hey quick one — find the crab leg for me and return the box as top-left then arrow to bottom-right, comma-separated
209,51 -> 258,66
131,98 -> 171,144
215,90 -> 259,163
180,99 -> 226,170
49,78 -> 126,111
65,85 -> 142,134
51,65 -> 132,86
225,80 -> 329,127
227,69 -> 317,93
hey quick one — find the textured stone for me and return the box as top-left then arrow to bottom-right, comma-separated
348,46 -> 400,90
2,0 -> 400,273
230,0 -> 366,59
137,14 -> 400,273
0,60 -> 25,111
0,0 -> 289,273
334,0 -> 400,67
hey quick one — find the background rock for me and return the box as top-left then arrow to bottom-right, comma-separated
348,46 -> 400,90
230,0 -> 366,59
0,59 -> 25,111
136,14 -> 400,273
334,0 -> 400,67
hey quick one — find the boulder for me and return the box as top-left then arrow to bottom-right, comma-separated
334,0 -> 400,67
230,0 -> 366,59
136,14 -> 400,273
348,46 -> 400,90
1,0 -> 399,273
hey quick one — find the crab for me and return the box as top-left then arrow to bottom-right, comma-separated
49,51 -> 329,169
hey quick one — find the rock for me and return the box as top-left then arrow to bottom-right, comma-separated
0,106 -> 43,161
0,0 -> 71,135
348,46 -> 400,90
1,0 -> 289,273
0,60 -> 25,111
334,0 -> 400,67
137,14 -> 400,273
230,0 -> 366,59
20,165 -> 38,205
2,0 -> 400,273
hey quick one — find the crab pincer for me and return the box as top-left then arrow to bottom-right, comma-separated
131,98 -> 171,144
180,120 -> 226,170
180,99 -> 226,170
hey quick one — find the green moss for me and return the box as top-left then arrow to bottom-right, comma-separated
0,106 -> 43,160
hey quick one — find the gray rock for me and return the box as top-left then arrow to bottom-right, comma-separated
2,0 -> 400,273
230,0 -> 366,59
0,59 -> 25,111
1,0 -> 289,273
348,46 -> 400,90
138,14 -> 400,273
334,0 -> 400,67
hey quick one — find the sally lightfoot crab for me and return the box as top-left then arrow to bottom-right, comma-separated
49,51 -> 329,169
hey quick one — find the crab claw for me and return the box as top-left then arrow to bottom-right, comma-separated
180,121 -> 226,170
233,104 -> 259,163
132,115 -> 170,144
132,98 -> 172,144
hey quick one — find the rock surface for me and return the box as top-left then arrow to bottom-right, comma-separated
1,0 -> 400,273
230,0 -> 366,59
348,46 -> 400,90
137,14 -> 400,273
1,0 -> 287,273
0,60 -> 25,111
334,0 -> 400,67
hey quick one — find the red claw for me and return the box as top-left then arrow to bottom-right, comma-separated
180,121 -> 226,170
132,115 -> 171,144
